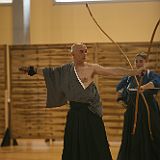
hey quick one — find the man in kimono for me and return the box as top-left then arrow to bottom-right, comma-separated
116,52 -> 160,160
19,43 -> 146,160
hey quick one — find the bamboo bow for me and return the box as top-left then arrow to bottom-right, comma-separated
86,4 -> 160,139
148,18 -> 160,55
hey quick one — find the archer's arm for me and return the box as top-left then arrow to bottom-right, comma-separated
92,64 -> 143,76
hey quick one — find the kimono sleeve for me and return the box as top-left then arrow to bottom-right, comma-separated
43,67 -> 67,108
150,72 -> 160,88
116,76 -> 130,91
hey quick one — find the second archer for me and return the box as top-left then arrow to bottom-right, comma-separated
116,52 -> 160,160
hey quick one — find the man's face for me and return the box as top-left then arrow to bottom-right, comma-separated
134,56 -> 146,69
72,45 -> 87,63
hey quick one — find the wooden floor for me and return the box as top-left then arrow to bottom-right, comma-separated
0,139 -> 120,160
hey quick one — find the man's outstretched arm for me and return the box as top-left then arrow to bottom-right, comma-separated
92,64 -> 145,77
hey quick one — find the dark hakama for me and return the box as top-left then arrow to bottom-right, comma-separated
62,101 -> 112,160
116,71 -> 160,160
43,63 -> 112,160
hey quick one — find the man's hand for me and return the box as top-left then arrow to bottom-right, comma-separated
139,86 -> 145,93
19,66 -> 37,76
139,82 -> 155,93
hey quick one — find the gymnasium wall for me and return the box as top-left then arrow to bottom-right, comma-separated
0,1 -> 160,44
9,42 -> 160,141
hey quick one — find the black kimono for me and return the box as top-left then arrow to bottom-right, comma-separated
43,63 -> 112,160
116,70 -> 160,160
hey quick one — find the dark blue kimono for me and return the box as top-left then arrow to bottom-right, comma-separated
116,70 -> 160,160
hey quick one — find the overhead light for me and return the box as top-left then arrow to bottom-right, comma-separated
54,0 -> 159,3
55,0 -> 109,2
0,0 -> 13,4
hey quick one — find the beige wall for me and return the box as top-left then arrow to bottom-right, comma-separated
30,0 -> 160,44
0,1 -> 160,44
0,5 -> 12,44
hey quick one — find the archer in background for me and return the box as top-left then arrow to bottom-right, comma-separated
116,52 -> 160,160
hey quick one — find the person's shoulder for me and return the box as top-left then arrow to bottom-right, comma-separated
61,63 -> 73,68
50,63 -> 72,73
85,62 -> 99,68
84,63 -> 100,73
148,70 -> 157,74
119,75 -> 131,82
148,70 -> 160,77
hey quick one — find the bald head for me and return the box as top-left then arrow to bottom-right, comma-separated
71,43 -> 87,54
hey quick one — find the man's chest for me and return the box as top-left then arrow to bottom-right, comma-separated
76,67 -> 93,83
